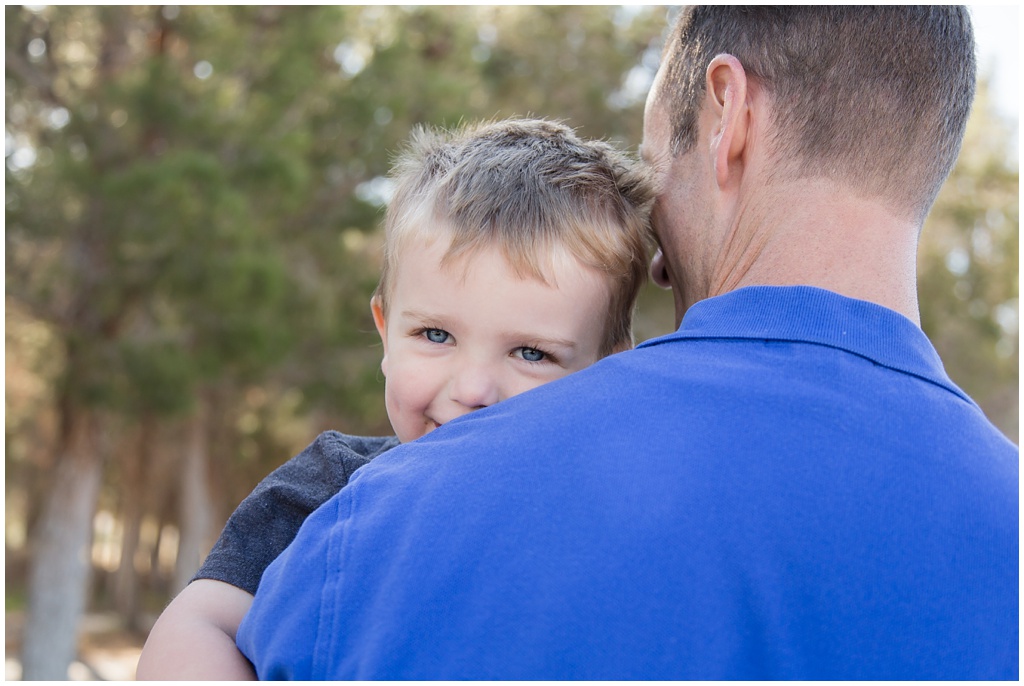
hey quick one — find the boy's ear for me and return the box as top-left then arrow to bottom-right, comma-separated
370,296 -> 388,377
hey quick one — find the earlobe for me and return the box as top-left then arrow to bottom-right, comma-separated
706,54 -> 749,188
370,296 -> 389,376
649,248 -> 673,290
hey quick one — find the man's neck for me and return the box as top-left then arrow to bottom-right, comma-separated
702,178 -> 923,325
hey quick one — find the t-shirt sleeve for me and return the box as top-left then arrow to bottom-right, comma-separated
237,487 -> 345,680
192,431 -> 398,595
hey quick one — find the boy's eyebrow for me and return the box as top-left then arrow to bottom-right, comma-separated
400,309 -> 428,319
504,332 -> 578,350
400,308 -> 449,324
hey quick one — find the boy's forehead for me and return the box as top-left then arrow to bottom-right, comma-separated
395,225 -> 605,292
391,232 -> 613,332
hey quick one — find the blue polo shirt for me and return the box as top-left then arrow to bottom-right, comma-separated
238,286 -> 1018,680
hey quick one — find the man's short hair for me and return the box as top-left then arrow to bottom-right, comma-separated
657,6 -> 976,220
375,118 -> 655,356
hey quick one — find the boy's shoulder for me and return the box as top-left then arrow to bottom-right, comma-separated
310,430 -> 400,463
253,431 -> 399,500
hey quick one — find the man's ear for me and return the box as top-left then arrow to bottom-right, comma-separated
706,54 -> 749,188
370,296 -> 388,377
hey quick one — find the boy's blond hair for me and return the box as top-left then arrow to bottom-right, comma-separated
374,118 -> 655,356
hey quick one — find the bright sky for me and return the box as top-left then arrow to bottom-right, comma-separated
970,4 -> 1019,121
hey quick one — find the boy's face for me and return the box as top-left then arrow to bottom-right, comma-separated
372,231 -> 612,443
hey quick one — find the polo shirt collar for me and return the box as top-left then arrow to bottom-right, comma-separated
639,285 -> 972,405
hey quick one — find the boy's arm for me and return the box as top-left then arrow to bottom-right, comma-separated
136,579 -> 255,680
136,432 -> 397,679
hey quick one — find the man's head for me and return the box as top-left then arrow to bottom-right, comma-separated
375,118 -> 655,357
651,6 -> 976,220
370,118 -> 655,442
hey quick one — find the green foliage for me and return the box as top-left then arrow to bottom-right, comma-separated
5,4 -> 670,439
918,79 -> 1018,439
115,339 -> 195,414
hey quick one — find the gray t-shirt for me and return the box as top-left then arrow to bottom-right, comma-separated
193,431 -> 399,595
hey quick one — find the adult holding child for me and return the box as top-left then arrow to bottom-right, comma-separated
138,118 -> 656,679
239,6 -> 1017,680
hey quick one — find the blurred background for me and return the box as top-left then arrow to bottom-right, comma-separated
5,5 -> 1018,680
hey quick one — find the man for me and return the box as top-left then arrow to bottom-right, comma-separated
238,7 -> 1018,679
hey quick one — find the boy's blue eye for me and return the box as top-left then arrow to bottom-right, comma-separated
424,328 -> 450,344
518,347 -> 546,362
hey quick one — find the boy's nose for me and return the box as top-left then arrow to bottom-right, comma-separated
448,364 -> 502,410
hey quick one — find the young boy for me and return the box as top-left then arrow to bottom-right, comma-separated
136,118 -> 655,679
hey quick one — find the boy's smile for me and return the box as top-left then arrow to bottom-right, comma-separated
372,231 -> 613,443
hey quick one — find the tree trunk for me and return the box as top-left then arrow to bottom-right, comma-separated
141,426 -> 180,597
112,417 -> 153,632
172,398 -> 215,595
21,408 -> 106,681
